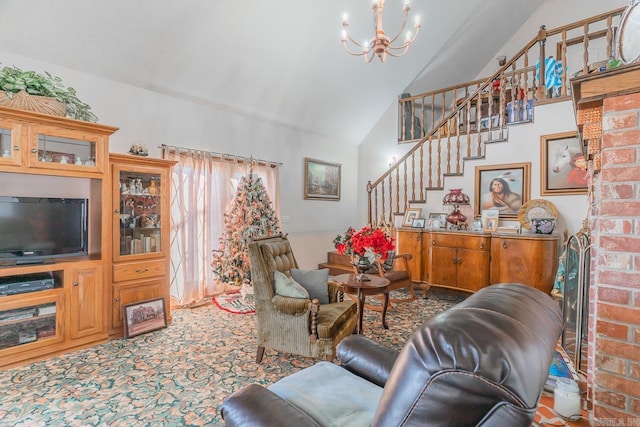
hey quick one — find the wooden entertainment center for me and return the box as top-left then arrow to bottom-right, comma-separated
0,106 -> 174,369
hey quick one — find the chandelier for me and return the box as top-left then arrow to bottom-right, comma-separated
341,0 -> 421,63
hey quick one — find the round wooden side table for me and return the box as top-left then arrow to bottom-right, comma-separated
332,273 -> 390,334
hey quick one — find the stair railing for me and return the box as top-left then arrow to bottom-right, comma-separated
369,7 -> 625,226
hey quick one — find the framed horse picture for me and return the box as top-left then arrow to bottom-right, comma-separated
540,131 -> 587,195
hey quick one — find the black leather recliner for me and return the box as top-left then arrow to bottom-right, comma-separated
221,283 -> 562,427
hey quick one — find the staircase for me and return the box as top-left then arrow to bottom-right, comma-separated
368,7 -> 625,225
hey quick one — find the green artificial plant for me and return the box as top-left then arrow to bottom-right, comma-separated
0,64 -> 98,122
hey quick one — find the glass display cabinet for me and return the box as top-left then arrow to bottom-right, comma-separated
109,153 -> 176,335
117,170 -> 162,257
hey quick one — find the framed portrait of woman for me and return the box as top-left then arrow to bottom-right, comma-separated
474,162 -> 531,218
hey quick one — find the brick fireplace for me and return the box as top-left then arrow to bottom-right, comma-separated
573,63 -> 640,424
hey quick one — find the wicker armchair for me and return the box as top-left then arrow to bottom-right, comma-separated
248,234 -> 357,362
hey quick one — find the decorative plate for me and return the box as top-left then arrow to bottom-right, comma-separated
518,199 -> 559,230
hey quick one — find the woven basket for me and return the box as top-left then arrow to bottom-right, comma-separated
0,90 -> 66,117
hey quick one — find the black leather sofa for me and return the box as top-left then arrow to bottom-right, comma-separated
221,283 -> 563,426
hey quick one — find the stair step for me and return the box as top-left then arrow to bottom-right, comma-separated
408,199 -> 426,204
485,138 -> 508,144
443,172 -> 463,177
425,186 -> 444,191
463,155 -> 485,161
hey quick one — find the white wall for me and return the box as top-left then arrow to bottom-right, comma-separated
358,0 -> 628,239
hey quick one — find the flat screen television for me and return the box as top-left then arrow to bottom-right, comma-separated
0,196 -> 88,265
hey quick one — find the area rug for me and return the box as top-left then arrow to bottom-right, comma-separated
213,292 -> 255,314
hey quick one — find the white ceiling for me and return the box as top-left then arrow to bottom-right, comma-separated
0,0 -> 544,144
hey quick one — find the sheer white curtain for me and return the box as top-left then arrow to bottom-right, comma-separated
163,146 -> 280,306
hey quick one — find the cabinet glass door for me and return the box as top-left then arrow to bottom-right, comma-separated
0,125 -> 21,166
118,170 -> 162,257
35,134 -> 96,167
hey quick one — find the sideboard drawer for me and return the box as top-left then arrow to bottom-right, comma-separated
113,259 -> 167,282
431,233 -> 490,251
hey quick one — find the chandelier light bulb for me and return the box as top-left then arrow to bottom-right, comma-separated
342,13 -> 349,24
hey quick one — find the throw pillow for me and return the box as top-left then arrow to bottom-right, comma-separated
273,270 -> 309,299
290,268 -> 330,304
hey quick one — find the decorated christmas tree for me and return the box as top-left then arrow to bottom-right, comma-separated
212,172 -> 281,287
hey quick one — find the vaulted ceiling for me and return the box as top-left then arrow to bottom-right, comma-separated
0,0 -> 544,144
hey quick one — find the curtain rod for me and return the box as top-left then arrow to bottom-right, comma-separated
160,144 -> 282,168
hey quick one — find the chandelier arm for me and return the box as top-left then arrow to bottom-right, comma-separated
364,50 -> 376,63
342,41 -> 372,57
384,47 -> 410,58
344,32 -> 366,48
387,25 -> 420,51
385,15 -> 410,46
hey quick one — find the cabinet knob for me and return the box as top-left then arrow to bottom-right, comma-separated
73,282 -> 79,287
432,240 -> 436,245
31,148 -> 37,153
480,243 -> 484,249
114,209 -> 120,214
502,241 -> 508,249
457,258 -> 462,264
134,268 -> 149,273
13,145 -> 19,151
114,297 -> 120,302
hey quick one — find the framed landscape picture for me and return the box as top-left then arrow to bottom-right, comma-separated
474,163 -> 530,218
304,158 -> 341,201
123,298 -> 167,338
540,131 -> 587,195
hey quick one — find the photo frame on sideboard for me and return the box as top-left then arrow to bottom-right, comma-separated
402,208 -> 422,227
428,212 -> 447,229
412,218 -> 426,229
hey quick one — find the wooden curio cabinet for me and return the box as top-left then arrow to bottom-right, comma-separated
108,154 -> 176,336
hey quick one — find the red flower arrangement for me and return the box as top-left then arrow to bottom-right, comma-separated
333,225 -> 395,264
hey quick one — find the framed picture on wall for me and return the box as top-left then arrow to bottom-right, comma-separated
474,162 -> 530,218
303,158 -> 341,201
540,131 -> 588,195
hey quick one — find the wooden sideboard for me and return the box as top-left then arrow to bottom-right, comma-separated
396,228 -> 559,294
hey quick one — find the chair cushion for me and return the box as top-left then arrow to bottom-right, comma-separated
316,301 -> 357,339
273,270 -> 309,299
291,269 -> 329,304
268,361 -> 382,427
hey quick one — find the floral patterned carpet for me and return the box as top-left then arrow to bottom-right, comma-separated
0,288 -> 464,426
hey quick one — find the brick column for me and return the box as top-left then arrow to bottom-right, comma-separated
590,92 -> 640,424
